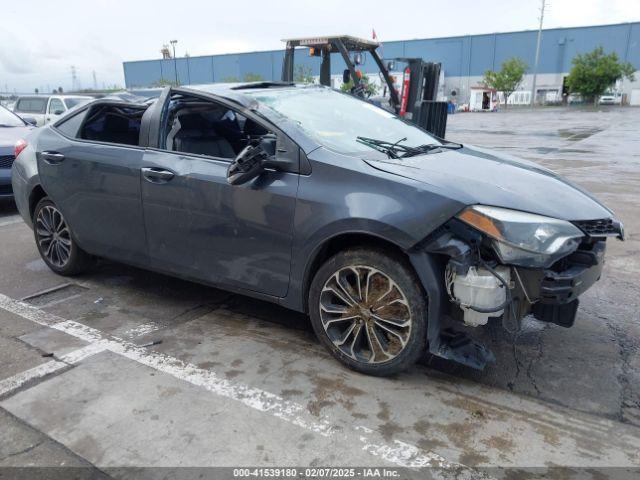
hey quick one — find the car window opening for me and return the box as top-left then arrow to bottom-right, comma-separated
165,94 -> 270,159
15,97 -> 47,114
79,104 -> 147,146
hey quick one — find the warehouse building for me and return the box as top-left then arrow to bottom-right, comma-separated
123,22 -> 640,105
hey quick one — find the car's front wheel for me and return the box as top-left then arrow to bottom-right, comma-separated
309,248 -> 427,376
33,197 -> 91,276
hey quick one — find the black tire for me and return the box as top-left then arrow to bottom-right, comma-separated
309,247 -> 427,376
33,197 -> 92,276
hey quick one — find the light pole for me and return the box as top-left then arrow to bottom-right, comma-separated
170,39 -> 179,85
530,0 -> 546,108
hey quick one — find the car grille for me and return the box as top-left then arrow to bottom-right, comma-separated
573,218 -> 621,237
0,184 -> 12,195
0,155 -> 15,169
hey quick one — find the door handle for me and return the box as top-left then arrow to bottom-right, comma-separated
141,167 -> 175,184
41,151 -> 65,165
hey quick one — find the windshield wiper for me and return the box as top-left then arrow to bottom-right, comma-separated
401,141 -> 463,157
356,136 -> 412,159
356,136 -> 462,159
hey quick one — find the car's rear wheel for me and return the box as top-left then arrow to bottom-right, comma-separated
309,248 -> 427,376
33,197 -> 91,276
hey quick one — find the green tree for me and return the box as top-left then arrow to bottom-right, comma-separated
482,57 -> 527,108
294,65 -> 314,84
221,76 -> 240,83
340,73 -> 378,97
151,79 -> 178,87
243,72 -> 264,82
565,46 -> 635,104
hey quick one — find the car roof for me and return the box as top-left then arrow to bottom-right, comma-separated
16,94 -> 93,100
84,83 -> 321,111
180,82 -> 315,108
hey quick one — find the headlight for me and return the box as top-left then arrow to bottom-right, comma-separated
457,205 -> 584,268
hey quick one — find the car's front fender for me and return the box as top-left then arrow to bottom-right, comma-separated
280,148 -> 466,312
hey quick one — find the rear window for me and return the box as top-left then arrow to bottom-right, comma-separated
16,97 -> 47,114
79,104 -> 146,146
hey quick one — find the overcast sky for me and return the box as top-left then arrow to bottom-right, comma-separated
1,0 -> 637,93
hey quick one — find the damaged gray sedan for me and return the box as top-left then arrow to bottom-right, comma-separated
11,83 -> 624,375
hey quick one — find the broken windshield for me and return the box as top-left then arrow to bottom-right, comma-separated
247,87 -> 442,155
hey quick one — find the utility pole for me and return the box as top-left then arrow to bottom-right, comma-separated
70,65 -> 77,91
530,0 -> 546,108
170,39 -> 179,85
92,70 -> 98,90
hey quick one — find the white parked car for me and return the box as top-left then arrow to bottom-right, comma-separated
13,95 -> 93,126
598,92 -> 622,105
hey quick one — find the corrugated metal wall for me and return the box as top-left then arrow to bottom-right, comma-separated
123,22 -> 640,88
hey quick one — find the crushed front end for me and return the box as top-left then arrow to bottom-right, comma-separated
410,205 -> 624,370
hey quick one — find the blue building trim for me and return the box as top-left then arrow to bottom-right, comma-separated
123,22 -> 640,88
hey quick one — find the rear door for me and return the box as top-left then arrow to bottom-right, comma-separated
140,89 -> 299,297
36,103 -> 150,264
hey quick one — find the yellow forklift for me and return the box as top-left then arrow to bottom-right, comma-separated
281,35 -> 448,137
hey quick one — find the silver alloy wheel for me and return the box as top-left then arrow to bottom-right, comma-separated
36,205 -> 72,268
319,265 -> 412,364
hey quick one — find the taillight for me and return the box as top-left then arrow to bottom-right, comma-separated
14,139 -> 28,158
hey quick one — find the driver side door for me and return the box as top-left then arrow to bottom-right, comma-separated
140,89 -> 299,297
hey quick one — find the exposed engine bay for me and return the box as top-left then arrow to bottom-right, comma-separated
416,205 -> 624,370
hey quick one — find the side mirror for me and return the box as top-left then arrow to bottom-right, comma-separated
342,69 -> 351,84
22,117 -> 37,126
227,142 -> 269,185
54,109 -> 64,115
258,133 -> 277,157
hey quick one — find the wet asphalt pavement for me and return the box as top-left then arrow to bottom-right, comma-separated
445,106 -> 640,427
0,106 -> 639,478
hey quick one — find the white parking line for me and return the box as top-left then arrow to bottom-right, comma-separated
0,360 -> 68,399
0,343 -> 107,399
122,321 -> 163,338
58,343 -> 108,364
0,293 -> 478,474
355,426 -> 462,470
0,215 -> 23,228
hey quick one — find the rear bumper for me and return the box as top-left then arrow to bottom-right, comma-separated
532,240 -> 606,327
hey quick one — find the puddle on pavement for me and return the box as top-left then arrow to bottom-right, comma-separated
557,127 -> 603,141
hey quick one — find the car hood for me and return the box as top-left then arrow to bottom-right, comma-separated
364,144 -> 613,221
0,125 -> 32,149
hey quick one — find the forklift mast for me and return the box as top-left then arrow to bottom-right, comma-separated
281,35 -> 401,112
395,58 -> 448,138
395,58 -> 440,118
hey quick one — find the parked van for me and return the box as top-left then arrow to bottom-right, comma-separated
13,95 -> 93,126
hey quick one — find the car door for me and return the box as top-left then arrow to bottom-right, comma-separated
140,89 -> 299,297
36,103 -> 150,264
45,98 -> 65,125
